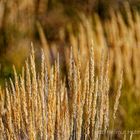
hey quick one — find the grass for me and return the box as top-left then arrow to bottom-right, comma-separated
0,46 -> 124,140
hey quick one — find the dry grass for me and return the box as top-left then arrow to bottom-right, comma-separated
0,46 -> 123,140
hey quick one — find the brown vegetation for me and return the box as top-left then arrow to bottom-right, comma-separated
0,46 -> 124,139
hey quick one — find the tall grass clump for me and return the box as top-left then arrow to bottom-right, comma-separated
0,46 -> 123,140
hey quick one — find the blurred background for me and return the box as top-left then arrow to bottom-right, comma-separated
0,0 -> 140,79
0,0 -> 140,139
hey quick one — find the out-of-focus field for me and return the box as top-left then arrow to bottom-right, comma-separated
0,0 -> 140,139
